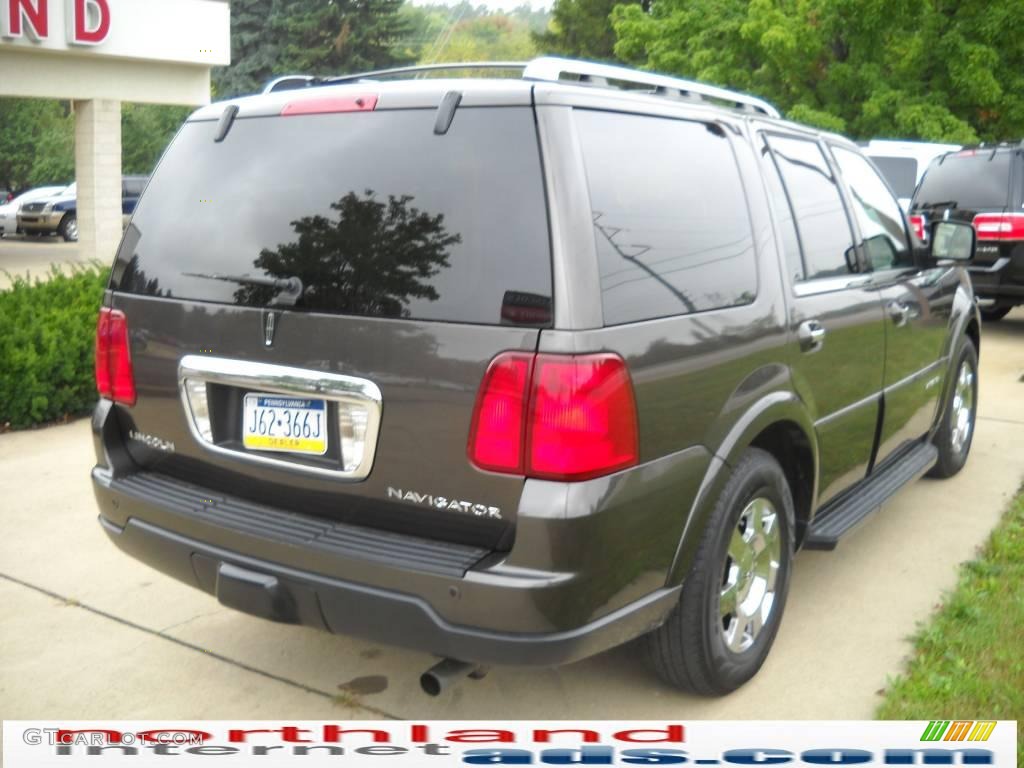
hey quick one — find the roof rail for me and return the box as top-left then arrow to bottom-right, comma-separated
522,57 -> 780,118
261,57 -> 780,118
263,63 -> 527,93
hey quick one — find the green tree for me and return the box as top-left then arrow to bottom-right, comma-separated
536,0 -> 648,61
213,0 -> 291,98
278,0 -> 414,75
0,98 -> 74,192
214,0 -> 415,98
122,104 -> 190,175
612,0 -> 1024,143
432,14 -> 539,63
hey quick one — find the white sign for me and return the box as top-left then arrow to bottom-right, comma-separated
0,0 -> 229,66
3,720 -> 1019,767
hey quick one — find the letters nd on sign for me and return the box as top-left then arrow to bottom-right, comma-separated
1,0 -> 111,46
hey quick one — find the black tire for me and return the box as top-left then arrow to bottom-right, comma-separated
928,338 -> 978,479
979,306 -> 1011,322
644,447 -> 795,695
59,213 -> 78,242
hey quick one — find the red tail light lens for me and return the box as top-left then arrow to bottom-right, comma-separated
527,354 -> 639,481
468,352 -> 639,482
973,213 -> 1024,241
95,307 -> 136,405
909,214 -> 926,242
280,94 -> 378,116
468,352 -> 533,474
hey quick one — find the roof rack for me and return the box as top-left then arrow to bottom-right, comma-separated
262,62 -> 527,93
262,56 -> 780,118
522,57 -> 779,118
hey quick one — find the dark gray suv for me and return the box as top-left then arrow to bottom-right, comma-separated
91,57 -> 981,696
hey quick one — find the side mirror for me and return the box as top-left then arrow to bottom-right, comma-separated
930,220 -> 975,262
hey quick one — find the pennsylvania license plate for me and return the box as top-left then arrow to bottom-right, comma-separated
242,394 -> 328,455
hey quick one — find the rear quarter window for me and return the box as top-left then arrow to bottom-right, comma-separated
573,110 -> 757,326
111,106 -> 552,326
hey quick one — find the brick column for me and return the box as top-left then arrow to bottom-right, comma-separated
73,99 -> 122,263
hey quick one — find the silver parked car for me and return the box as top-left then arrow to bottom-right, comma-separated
0,186 -> 66,237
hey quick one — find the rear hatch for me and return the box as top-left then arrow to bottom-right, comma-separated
911,148 -> 1021,268
106,88 -> 553,550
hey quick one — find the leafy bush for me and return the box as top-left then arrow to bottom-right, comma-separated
0,266 -> 109,429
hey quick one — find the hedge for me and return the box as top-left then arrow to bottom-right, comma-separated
0,265 -> 110,430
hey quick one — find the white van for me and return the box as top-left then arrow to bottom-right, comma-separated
861,139 -> 961,210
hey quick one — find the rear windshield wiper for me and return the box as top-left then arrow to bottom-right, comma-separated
183,272 -> 303,306
916,200 -> 958,211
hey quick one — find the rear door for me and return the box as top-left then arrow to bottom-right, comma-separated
829,144 -> 958,463
759,132 -> 885,505
108,100 -> 553,549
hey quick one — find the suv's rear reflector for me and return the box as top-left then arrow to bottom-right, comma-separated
280,94 -> 378,117
973,212 -> 1024,241
469,352 -> 639,482
95,307 -> 136,405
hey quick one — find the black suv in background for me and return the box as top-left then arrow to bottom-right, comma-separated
911,145 -> 1023,321
91,58 -> 980,696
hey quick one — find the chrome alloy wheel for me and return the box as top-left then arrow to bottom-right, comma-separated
719,497 -> 782,654
950,360 -> 975,455
65,217 -> 79,241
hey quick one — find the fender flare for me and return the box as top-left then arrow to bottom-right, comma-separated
665,390 -> 818,586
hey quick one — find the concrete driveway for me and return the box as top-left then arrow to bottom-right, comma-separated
0,236 -> 91,289
2,312 -> 1023,721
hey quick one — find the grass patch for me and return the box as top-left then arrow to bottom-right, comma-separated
877,488 -> 1024,750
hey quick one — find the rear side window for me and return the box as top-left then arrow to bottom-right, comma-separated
111,107 -> 552,326
832,146 -> 911,271
867,156 -> 917,200
766,134 -> 855,281
914,151 -> 1012,211
574,110 -> 757,325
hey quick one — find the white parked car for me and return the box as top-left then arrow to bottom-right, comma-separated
861,140 -> 961,211
0,186 -> 66,236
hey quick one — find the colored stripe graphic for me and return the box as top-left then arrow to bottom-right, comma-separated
921,721 -> 949,741
920,720 -> 996,742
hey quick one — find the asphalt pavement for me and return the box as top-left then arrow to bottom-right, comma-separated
0,236 -> 90,289
1,311 -> 1023,721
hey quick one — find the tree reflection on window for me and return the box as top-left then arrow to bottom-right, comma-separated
235,190 -> 461,317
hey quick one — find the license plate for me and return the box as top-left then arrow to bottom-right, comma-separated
242,394 -> 327,455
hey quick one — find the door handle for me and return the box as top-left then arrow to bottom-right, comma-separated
888,300 -> 911,327
798,320 -> 826,353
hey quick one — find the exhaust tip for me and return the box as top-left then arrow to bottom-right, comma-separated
419,658 -> 481,696
420,672 -> 443,697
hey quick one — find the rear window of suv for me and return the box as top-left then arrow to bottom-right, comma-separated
914,150 -> 1013,211
111,107 -> 552,326
573,110 -> 757,326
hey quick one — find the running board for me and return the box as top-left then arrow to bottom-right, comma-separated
804,442 -> 938,550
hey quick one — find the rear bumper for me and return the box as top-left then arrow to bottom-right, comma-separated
94,484 -> 679,666
91,400 -> 703,666
969,249 -> 1024,304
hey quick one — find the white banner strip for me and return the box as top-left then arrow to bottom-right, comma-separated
3,720 -> 1018,767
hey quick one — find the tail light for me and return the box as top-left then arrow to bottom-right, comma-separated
469,352 -> 639,482
909,214 -> 926,242
973,213 -> 1024,241
95,307 -> 136,405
